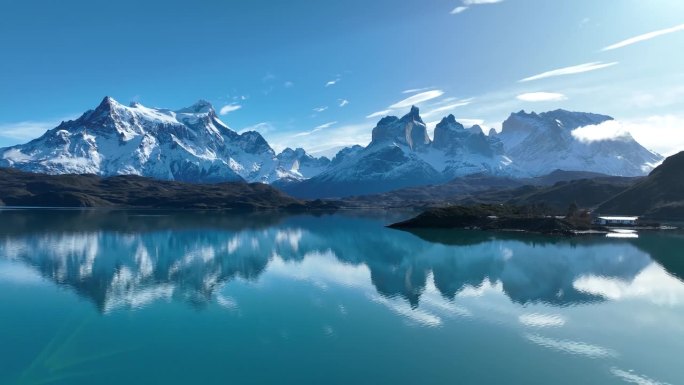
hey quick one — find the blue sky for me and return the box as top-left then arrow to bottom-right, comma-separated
1,0 -> 683,156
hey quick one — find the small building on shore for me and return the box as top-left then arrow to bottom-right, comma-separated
594,216 -> 639,226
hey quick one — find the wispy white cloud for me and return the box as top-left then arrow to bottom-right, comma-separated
457,118 -> 486,128
313,106 -> 328,113
402,87 -> 434,94
292,131 -> 315,138
366,90 -> 451,121
463,0 -> 503,4
0,121 -> 53,140
520,61 -> 618,82
267,122 -> 371,157
422,100 -> 472,117
283,81 -> 294,88
572,115 -> 684,156
325,77 -> 341,87
366,109 -> 392,119
0,116 -> 74,141
602,23 -> 684,51
572,120 -> 631,142
314,121 -> 337,130
431,96 -> 460,105
389,89 -> 445,109
291,121 -> 338,138
338,99 -> 349,107
516,92 -> 568,102
452,0 -> 503,14
219,104 -> 242,115
571,120 -> 633,143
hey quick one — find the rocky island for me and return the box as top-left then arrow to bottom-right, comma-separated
389,204 -> 600,235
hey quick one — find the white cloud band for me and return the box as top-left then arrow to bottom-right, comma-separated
520,62 -> 618,82
603,23 -> 684,51
219,104 -> 242,115
389,90 -> 445,109
516,92 -> 568,102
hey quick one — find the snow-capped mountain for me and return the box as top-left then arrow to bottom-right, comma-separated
0,97 -> 663,199
496,110 -> 662,176
0,97 -> 327,184
282,107 -> 663,198
281,107 -> 512,198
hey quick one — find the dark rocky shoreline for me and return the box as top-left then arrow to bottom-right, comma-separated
0,168 -> 337,211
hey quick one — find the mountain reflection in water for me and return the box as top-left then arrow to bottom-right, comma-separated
1,209 -> 681,313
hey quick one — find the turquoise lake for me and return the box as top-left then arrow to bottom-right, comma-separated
0,209 -> 682,385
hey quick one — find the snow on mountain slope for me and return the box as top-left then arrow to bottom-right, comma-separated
430,114 -> 514,178
338,107 -> 512,180
0,97 -> 327,184
497,110 -> 663,176
281,107 -> 513,198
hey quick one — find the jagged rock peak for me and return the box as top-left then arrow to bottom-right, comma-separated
95,96 -> 122,112
512,109 -> 538,118
401,105 -> 423,123
439,114 -> 458,125
371,106 -> 430,150
436,114 -> 463,130
468,125 -> 484,135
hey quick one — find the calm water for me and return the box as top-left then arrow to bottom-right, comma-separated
0,210 -> 683,385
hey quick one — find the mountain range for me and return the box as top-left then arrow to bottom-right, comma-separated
0,97 -> 330,185
0,96 -> 663,198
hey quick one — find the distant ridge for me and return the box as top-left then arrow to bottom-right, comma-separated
339,170 -> 639,211
597,151 -> 684,219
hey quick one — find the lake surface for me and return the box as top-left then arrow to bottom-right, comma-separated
0,209 -> 682,385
